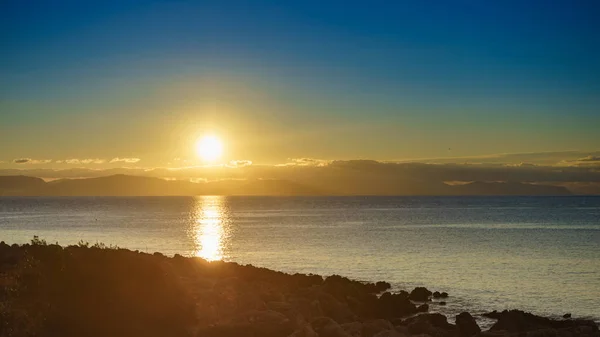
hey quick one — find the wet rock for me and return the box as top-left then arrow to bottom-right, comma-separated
432,291 -> 442,298
376,281 -> 392,292
455,312 -> 481,337
563,313 -> 572,319
378,292 -> 418,318
409,287 -> 432,301
439,301 -> 447,306
417,304 -> 429,313
440,292 -> 449,298
487,310 -> 599,335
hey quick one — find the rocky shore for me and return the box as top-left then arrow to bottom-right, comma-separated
0,240 -> 597,337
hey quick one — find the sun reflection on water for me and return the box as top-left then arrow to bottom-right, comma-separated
192,196 -> 229,261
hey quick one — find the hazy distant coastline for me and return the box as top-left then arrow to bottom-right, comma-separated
0,174 -> 574,196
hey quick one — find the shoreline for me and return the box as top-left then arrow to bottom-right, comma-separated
1,240 -> 598,337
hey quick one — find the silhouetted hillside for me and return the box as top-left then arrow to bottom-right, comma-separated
451,181 -> 571,196
0,175 -> 46,195
45,175 -> 198,196
0,175 -> 572,196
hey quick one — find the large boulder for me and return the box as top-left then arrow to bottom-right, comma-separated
409,287 -> 432,302
455,312 -> 480,337
399,313 -> 456,336
378,292 -> 417,318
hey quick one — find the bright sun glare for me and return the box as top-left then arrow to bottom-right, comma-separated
196,135 -> 223,162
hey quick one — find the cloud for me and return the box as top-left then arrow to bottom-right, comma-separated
226,160 -> 253,168
557,155 -> 600,167
398,150 -> 600,166
110,157 -> 141,163
64,158 -> 105,164
276,158 -> 331,167
12,158 -> 52,164
577,156 -> 600,162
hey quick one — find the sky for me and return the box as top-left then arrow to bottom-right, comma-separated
1,0 -> 599,171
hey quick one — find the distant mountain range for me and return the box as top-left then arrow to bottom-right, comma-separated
0,174 -> 572,196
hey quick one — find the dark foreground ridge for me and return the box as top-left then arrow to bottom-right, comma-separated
1,241 -> 597,337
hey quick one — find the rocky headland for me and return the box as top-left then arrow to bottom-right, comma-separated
0,240 -> 597,337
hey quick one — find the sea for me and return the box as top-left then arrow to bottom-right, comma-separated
1,196 -> 599,327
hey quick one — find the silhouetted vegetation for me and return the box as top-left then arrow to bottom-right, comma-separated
0,240 -> 597,337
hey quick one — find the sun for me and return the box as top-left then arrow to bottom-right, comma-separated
196,135 -> 223,162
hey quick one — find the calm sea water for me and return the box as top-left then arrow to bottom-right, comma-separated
1,196 -> 599,326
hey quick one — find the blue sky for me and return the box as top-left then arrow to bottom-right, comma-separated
1,0 -> 599,167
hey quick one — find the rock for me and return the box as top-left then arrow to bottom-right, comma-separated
322,324 -> 353,337
399,313 -> 456,335
409,287 -> 432,301
378,292 -> 418,318
440,292 -> 449,298
289,324 -> 319,337
483,310 -> 501,319
310,317 -> 352,337
487,310 -> 599,334
363,319 -> 394,337
241,309 -> 295,335
563,313 -> 571,319
376,281 -> 392,292
417,304 -> 429,313
292,298 -> 324,321
246,309 -> 289,323
478,331 -> 512,337
340,322 -> 363,337
525,328 -> 560,337
406,319 -> 432,335
373,330 -> 407,337
455,312 -> 481,337
439,301 -> 447,306
432,291 -> 442,298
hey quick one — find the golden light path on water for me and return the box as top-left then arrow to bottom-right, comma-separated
192,196 -> 229,261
